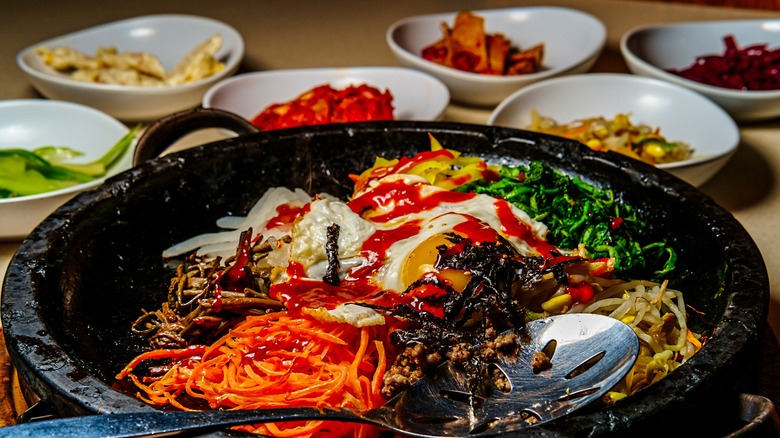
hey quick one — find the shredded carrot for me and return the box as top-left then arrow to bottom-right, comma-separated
370,340 -> 387,405
561,124 -> 590,137
118,312 -> 396,437
686,328 -> 703,350
116,345 -> 206,379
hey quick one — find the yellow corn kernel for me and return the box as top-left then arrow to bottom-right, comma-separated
593,125 -> 610,138
644,143 -> 666,158
613,113 -> 631,130
541,293 -> 572,314
604,391 -> 628,405
585,139 -> 603,150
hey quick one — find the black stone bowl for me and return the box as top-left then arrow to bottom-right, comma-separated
1,117 -> 769,436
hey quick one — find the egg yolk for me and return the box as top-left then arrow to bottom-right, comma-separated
402,233 -> 471,291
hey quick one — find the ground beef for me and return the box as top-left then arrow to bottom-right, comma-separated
381,323 -> 522,398
494,332 -> 518,349
490,366 -> 511,392
531,350 -> 552,373
382,342 -> 442,398
446,343 -> 472,363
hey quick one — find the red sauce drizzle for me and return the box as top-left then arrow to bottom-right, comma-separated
210,271 -> 225,313
452,217 -> 501,244
363,282 -> 449,319
348,221 -> 421,282
493,199 -> 555,258
545,255 -> 584,267
348,179 -> 476,223
275,279 -> 379,316
210,230 -> 258,312
442,173 -> 478,187
266,203 -> 305,229
286,261 -> 307,279
482,168 -> 501,182
271,222 -> 421,315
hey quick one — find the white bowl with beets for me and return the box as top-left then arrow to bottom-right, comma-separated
621,19 -> 780,121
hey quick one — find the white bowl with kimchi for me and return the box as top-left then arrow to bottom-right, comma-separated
488,74 -> 740,187
202,67 -> 450,129
386,7 -> 606,106
16,14 -> 244,121
621,19 -> 780,121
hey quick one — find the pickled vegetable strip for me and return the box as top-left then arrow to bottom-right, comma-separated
0,126 -> 137,198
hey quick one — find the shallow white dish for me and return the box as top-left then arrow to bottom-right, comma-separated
488,74 -> 740,187
621,19 -> 780,121
203,67 -> 450,122
0,100 -> 134,240
17,14 -> 244,121
386,7 -> 606,106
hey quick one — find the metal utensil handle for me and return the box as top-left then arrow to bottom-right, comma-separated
0,407 -> 369,438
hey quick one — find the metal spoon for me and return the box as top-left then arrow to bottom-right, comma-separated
0,313 -> 639,438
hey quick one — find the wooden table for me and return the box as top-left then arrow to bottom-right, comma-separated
1,0 -> 779,429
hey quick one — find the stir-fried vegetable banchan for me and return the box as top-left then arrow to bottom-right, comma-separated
119,138 -> 703,437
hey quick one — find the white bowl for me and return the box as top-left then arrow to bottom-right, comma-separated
17,14 -> 244,121
203,67 -> 450,122
0,100 -> 134,240
488,74 -> 739,187
386,7 -> 606,106
621,20 -> 780,121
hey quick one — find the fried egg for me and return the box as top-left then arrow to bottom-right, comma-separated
284,173 -> 549,293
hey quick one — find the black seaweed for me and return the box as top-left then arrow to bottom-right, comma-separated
323,223 -> 341,286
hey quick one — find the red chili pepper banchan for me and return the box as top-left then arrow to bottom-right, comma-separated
251,84 -> 395,130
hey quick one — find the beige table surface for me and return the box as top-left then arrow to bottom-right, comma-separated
1,0 -> 780,412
